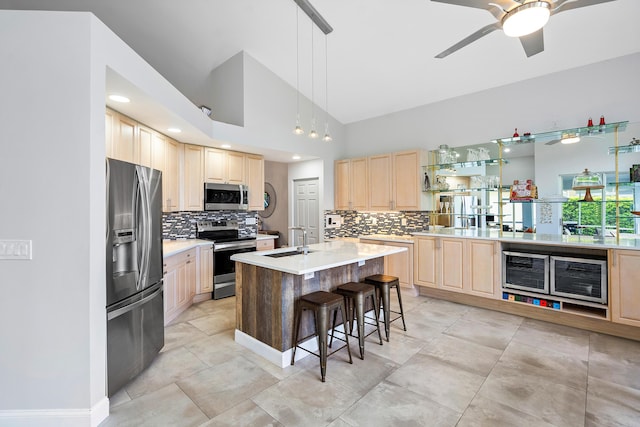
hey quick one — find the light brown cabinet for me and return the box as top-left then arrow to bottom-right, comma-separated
110,111 -> 137,164
198,244 -> 214,294
335,158 -> 368,210
413,235 -> 499,298
245,154 -> 264,211
257,238 -> 275,251
336,150 -> 425,211
163,248 -> 196,325
611,249 -> 640,327
361,239 -> 414,291
414,236 -> 438,288
163,138 -> 180,212
205,148 -> 245,184
183,144 -> 204,211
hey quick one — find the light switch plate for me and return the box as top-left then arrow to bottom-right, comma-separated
0,240 -> 32,260
245,218 -> 257,225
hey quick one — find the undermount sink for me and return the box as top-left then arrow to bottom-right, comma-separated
263,249 -> 313,258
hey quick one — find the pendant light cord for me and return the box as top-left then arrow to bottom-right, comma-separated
296,8 -> 300,118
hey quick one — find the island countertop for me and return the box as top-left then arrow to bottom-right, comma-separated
231,240 -> 406,275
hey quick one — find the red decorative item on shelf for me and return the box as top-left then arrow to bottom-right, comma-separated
513,128 -> 519,137
587,117 -> 594,127
599,116 -> 606,126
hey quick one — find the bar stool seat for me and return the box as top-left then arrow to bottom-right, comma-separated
331,282 -> 383,359
364,274 -> 407,341
291,291 -> 352,382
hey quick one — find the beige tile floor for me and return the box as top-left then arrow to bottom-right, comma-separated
100,294 -> 640,427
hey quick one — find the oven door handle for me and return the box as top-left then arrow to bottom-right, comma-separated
214,241 -> 257,251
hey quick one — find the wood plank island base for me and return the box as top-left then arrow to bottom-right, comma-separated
231,241 -> 407,367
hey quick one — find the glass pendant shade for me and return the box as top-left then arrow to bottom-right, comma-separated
502,2 -> 550,38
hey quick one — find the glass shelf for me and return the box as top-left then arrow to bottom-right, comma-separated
608,144 -> 640,155
492,121 -> 628,147
425,186 -> 507,193
424,158 -> 507,170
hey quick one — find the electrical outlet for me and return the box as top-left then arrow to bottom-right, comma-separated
401,218 -> 407,226
0,240 -> 32,260
245,218 -> 257,225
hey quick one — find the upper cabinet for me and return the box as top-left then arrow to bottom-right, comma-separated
204,148 -> 245,185
183,144 -> 204,211
245,154 -> 264,211
335,157 -> 368,210
109,111 -> 137,164
336,149 -> 426,211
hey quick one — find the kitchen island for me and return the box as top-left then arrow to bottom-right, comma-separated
231,240 -> 407,367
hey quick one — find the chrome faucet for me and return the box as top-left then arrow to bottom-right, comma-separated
289,226 -> 309,255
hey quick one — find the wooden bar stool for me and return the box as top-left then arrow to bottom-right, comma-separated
364,274 -> 407,341
290,291 -> 353,382
330,282 -> 383,359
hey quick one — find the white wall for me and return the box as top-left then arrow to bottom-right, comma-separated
0,10 -> 106,424
345,53 -> 640,158
206,51 -> 245,126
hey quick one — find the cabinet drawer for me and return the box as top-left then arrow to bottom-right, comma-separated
163,248 -> 196,270
257,239 -> 275,251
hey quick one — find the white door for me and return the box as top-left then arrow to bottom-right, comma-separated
293,178 -> 320,245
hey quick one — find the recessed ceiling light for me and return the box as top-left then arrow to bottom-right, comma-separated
167,127 -> 181,133
221,144 -> 231,149
108,94 -> 130,103
292,155 -> 301,160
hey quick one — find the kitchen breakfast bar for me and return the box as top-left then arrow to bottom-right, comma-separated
231,241 -> 407,367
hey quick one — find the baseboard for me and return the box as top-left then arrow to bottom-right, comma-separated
234,329 -> 317,368
0,397 -> 109,427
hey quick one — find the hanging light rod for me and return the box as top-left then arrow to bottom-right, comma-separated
293,0 -> 333,34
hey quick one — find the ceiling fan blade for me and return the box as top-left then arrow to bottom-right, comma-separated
430,0 -> 497,10
435,22 -> 502,58
519,28 -> 544,57
545,139 -> 561,146
552,0 -> 617,14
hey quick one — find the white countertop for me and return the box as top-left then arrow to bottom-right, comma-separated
257,234 -> 278,240
359,234 -> 415,244
162,239 -> 212,257
231,240 -> 407,275
411,228 -> 640,250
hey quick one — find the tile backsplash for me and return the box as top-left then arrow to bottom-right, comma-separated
163,211 -> 259,240
324,210 -> 430,239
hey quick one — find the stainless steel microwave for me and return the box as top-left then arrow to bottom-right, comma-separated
204,183 -> 248,211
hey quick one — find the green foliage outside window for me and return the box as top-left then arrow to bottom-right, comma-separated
562,197 -> 634,235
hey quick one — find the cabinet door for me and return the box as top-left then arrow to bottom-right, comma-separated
198,245 -> 214,293
138,125 -> 153,168
163,258 -> 178,325
414,236 -> 438,288
611,249 -> 640,327
204,148 -> 227,183
113,113 -> 137,163
393,150 -> 419,211
350,157 -> 369,210
441,238 -> 464,292
369,154 -> 393,210
163,138 -> 180,212
334,159 -> 351,210
227,151 -> 246,184
384,241 -> 414,289
257,239 -> 275,251
183,144 -> 204,211
186,253 -> 197,301
245,154 -> 264,211
466,239 -> 499,297
105,109 -> 115,158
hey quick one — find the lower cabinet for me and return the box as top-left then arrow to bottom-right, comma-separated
198,244 -> 214,294
257,238 -> 275,251
413,235 -> 500,298
611,249 -> 640,327
163,248 -> 197,325
360,239 -> 414,292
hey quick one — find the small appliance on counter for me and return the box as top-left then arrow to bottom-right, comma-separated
196,220 -> 257,299
106,158 -> 164,397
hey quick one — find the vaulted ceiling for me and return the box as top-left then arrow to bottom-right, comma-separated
3,0 -> 639,124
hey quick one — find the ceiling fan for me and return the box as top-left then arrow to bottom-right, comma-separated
432,0 -> 617,58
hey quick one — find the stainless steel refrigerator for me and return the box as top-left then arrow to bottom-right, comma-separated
106,158 -> 164,397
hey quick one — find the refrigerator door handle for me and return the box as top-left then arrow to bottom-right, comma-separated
135,166 -> 151,291
107,283 -> 163,321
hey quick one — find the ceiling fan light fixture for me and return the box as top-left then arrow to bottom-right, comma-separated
502,1 -> 551,38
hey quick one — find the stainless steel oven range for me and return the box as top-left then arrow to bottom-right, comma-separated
196,220 -> 257,299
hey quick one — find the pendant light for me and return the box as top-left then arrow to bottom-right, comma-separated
293,7 -> 304,135
308,22 -> 318,139
322,33 -> 332,142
